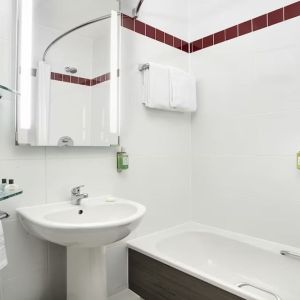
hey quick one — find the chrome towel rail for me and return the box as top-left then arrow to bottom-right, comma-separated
237,283 -> 281,300
0,211 -> 9,220
280,250 -> 300,260
138,63 -> 150,72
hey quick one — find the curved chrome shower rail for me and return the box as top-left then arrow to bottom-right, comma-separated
132,0 -> 145,19
42,12 -> 120,61
0,84 -> 20,99
237,283 -> 281,300
280,250 -> 300,260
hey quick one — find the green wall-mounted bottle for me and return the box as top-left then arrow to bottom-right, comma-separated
117,147 -> 129,172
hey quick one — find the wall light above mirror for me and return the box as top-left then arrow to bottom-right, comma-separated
16,0 -> 120,146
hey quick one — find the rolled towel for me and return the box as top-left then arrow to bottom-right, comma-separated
0,220 -> 7,271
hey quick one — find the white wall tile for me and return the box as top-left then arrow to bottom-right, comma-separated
190,10 -> 300,247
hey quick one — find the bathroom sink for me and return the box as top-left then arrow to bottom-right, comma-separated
16,196 -> 146,247
17,196 -> 146,300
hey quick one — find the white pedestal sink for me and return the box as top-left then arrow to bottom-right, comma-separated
16,196 -> 146,300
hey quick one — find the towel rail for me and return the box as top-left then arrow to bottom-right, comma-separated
237,283 -> 281,300
138,63 -> 150,72
0,211 -> 9,220
280,250 -> 300,260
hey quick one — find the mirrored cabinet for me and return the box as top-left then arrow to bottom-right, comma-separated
16,0 -> 120,147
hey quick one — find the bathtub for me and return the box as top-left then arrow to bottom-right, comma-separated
127,223 -> 300,300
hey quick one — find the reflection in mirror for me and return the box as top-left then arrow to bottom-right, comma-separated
16,0 -> 120,146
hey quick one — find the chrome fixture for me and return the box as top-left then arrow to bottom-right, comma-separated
280,250 -> 300,260
43,13 -> 120,61
133,0 -> 145,19
71,185 -> 88,205
237,283 -> 281,300
0,84 -> 20,99
58,136 -> 74,147
138,63 -> 150,72
65,67 -> 78,74
0,211 -> 9,220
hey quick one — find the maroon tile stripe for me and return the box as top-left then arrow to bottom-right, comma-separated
190,1 -> 300,53
121,2 -> 300,54
50,72 -> 111,86
121,14 -> 189,53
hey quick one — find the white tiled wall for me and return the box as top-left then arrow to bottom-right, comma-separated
0,0 -> 191,299
190,12 -> 300,247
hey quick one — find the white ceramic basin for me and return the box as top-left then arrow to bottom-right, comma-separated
17,195 -> 145,300
17,196 -> 146,247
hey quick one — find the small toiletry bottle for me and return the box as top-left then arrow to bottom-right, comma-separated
0,179 -> 7,192
117,147 -> 129,172
4,179 -> 19,192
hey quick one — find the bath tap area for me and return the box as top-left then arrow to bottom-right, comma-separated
0,0 -> 300,299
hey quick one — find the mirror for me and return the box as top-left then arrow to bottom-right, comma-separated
16,0 -> 120,146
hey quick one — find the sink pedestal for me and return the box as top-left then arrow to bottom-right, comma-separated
67,247 -> 107,300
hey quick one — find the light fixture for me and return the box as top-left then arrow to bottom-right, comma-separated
19,0 -> 33,130
109,10 -> 119,135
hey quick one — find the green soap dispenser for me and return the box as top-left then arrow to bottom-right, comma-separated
117,147 -> 129,172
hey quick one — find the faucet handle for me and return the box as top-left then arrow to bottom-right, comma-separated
71,185 -> 84,195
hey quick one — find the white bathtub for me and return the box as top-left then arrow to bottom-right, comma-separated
127,223 -> 300,300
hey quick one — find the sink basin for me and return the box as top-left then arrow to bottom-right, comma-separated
17,196 -> 146,300
17,196 -> 145,248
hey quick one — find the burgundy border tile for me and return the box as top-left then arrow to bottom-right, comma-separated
55,73 -> 62,81
214,30 -> 225,44
156,29 -> 165,43
225,25 -> 238,40
146,25 -> 156,39
268,8 -> 284,26
191,39 -> 202,52
62,74 -> 70,83
78,77 -> 86,85
284,2 -> 300,20
174,37 -> 182,50
71,76 -> 78,84
135,20 -> 145,35
122,14 -> 134,31
182,41 -> 189,53
165,33 -> 174,47
203,35 -> 213,48
85,79 -> 91,86
238,20 -> 252,36
51,72 -> 55,80
252,14 -> 268,31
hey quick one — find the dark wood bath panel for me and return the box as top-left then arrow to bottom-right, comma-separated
128,249 -> 245,300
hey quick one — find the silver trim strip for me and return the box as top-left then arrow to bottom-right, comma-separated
0,211 -> 9,220
280,250 -> 300,260
237,283 -> 281,300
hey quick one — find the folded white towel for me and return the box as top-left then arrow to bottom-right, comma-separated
142,62 -> 170,110
0,221 -> 7,271
169,67 -> 197,112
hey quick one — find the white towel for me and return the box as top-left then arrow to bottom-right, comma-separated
0,221 -> 7,271
169,67 -> 197,112
36,61 -> 51,145
142,62 -> 170,110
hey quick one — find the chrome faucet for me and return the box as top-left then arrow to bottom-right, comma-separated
71,185 -> 88,205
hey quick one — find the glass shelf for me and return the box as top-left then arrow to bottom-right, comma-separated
0,84 -> 19,99
0,189 -> 23,201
